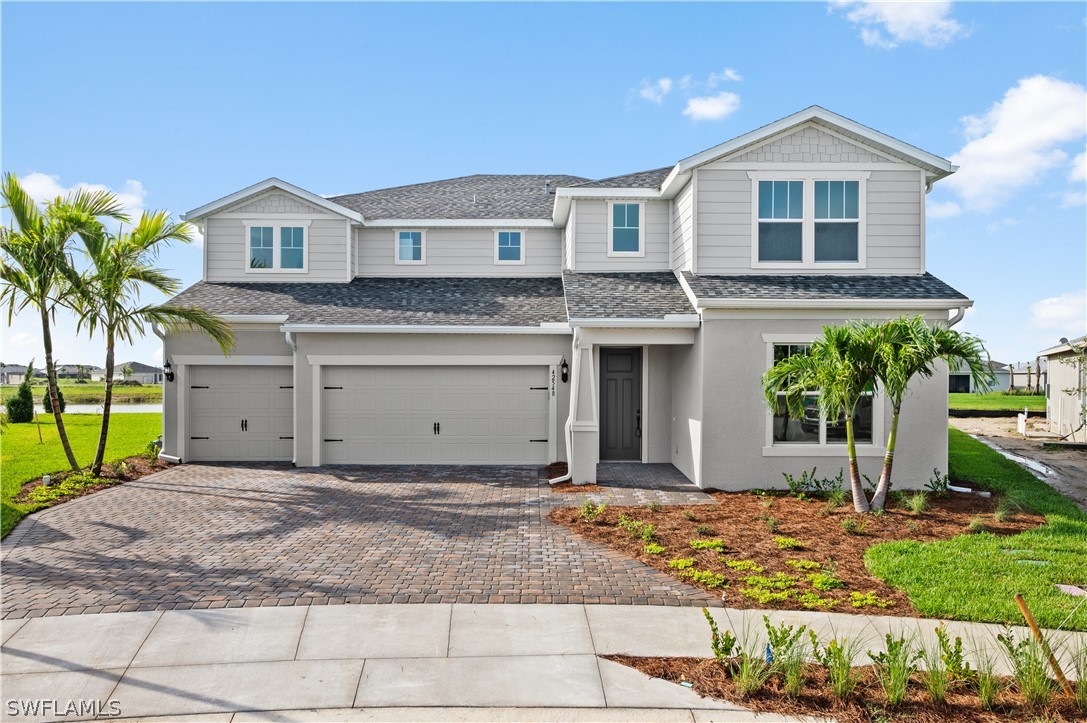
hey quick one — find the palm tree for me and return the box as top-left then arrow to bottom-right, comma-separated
72,210 -> 235,476
763,325 -> 877,513
0,173 -> 128,472
858,315 -> 994,511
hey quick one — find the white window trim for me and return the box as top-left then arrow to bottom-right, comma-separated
244,220 -> 312,274
494,229 -> 526,266
607,200 -> 646,258
760,334 -> 884,457
748,172 -> 868,271
394,229 -> 427,265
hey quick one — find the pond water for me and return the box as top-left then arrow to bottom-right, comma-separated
35,403 -> 163,415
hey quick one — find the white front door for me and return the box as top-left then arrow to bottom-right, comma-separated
322,365 -> 549,464
188,365 -> 293,462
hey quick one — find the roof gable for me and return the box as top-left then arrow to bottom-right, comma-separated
728,125 -> 897,165
677,106 -> 956,180
182,178 -> 363,223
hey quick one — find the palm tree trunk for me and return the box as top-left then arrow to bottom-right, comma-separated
869,407 -> 900,511
846,416 -> 870,513
42,308 -> 80,473
91,335 -> 116,477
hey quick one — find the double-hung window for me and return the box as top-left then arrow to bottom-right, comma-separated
751,174 -> 867,268
768,342 -> 875,449
396,230 -> 425,264
495,230 -> 524,264
609,202 -> 643,256
247,223 -> 307,272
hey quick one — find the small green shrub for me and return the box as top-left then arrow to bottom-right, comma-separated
764,616 -> 807,697
639,523 -> 656,542
757,514 -> 779,533
1069,642 -> 1087,713
782,466 -> 845,499
967,515 -> 987,534
774,536 -> 803,550
643,543 -> 665,555
868,632 -> 921,708
993,497 -> 1019,523
681,509 -> 697,522
668,558 -> 695,570
807,573 -> 846,591
935,625 -> 972,682
919,632 -> 952,705
41,385 -> 66,413
579,500 -> 606,524
997,629 -> 1055,709
646,501 -> 661,513
796,591 -> 838,609
617,513 -> 641,535
145,438 -> 162,464
971,645 -> 1004,711
742,573 -> 798,590
741,588 -> 791,604
680,569 -> 727,588
826,487 -> 847,509
840,517 -> 867,535
850,591 -> 894,609
724,559 -> 762,572
28,473 -> 111,503
732,647 -> 774,698
694,524 -> 715,536
702,607 -> 737,663
784,559 -> 821,571
925,468 -> 950,494
904,491 -> 928,515
810,632 -> 862,700
5,371 -> 34,423
689,538 -> 725,551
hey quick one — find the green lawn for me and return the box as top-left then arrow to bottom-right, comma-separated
1,381 -> 162,405
948,392 -> 1045,412
1,413 -> 162,538
866,427 -> 1087,630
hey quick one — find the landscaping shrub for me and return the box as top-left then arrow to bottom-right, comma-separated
643,543 -> 665,555
689,538 -> 725,551
997,629 -> 1055,709
5,375 -> 34,423
41,385 -> 65,413
868,632 -> 921,708
810,632 -> 862,700
774,536 -> 802,550
764,616 -> 807,697
724,559 -> 762,572
971,643 -> 1004,711
849,591 -> 894,609
579,500 -> 605,524
680,569 -> 727,588
702,607 -> 737,663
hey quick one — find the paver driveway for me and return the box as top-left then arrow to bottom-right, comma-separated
1,464 -> 718,619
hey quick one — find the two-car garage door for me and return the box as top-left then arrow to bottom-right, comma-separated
322,366 -> 550,465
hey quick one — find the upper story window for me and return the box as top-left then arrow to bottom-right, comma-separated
609,201 -> 644,257
750,173 -> 867,269
495,230 -> 525,265
247,222 -> 308,272
396,230 -> 425,264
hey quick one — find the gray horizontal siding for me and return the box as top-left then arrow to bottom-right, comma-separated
671,181 -> 694,271
573,200 -> 671,271
694,166 -> 924,274
355,227 -> 561,276
205,217 -> 349,283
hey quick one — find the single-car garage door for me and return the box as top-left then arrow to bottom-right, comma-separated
322,366 -> 549,465
188,365 -> 293,462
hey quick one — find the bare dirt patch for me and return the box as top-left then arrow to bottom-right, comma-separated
549,491 -> 1044,616
606,655 -> 1081,723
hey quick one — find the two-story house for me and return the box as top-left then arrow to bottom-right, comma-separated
163,106 -> 970,489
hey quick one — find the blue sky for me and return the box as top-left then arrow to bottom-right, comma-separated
2,1 -> 1085,368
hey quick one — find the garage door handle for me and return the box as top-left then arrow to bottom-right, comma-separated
191,385 -> 209,389
279,436 -> 294,440
324,439 -> 343,442
190,436 -> 209,440
324,386 -> 343,390
529,386 -> 547,390
279,385 -> 293,389
529,439 -> 548,443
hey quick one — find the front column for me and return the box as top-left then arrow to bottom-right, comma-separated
568,343 -> 598,484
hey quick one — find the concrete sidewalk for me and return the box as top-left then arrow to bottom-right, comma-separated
1,604 -> 1082,722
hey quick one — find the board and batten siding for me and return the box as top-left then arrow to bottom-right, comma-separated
354,227 -> 562,276
693,163 -> 925,275
671,180 -> 694,272
572,199 -> 671,271
203,191 -> 350,283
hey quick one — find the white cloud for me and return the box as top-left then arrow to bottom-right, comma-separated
707,68 -> 742,86
1070,151 -> 1087,182
638,77 -> 673,104
683,92 -> 741,122
19,172 -> 147,222
926,199 -> 962,218
944,75 -> 1087,211
678,75 -> 693,91
1030,289 -> 1087,332
832,0 -> 967,48
1061,191 -> 1087,207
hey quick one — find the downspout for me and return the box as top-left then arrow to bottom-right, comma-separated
548,327 -> 578,485
947,306 -> 967,327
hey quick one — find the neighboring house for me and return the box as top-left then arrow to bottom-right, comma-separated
162,106 -> 970,489
948,360 -> 1010,393
92,362 -> 164,384
1,364 -> 28,385
1038,336 -> 1086,441
55,364 -> 104,380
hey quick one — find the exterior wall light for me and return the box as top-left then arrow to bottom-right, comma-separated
560,358 -> 569,383
163,359 -> 174,383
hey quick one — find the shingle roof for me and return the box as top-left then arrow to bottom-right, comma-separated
570,167 -> 673,190
120,362 -> 161,373
169,277 -> 569,327
562,272 -> 696,320
681,272 -> 968,302
328,175 -> 589,220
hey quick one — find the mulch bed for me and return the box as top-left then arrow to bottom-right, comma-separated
605,655 -> 1081,722
543,461 -> 607,493
15,456 -> 168,506
549,491 -> 1044,617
